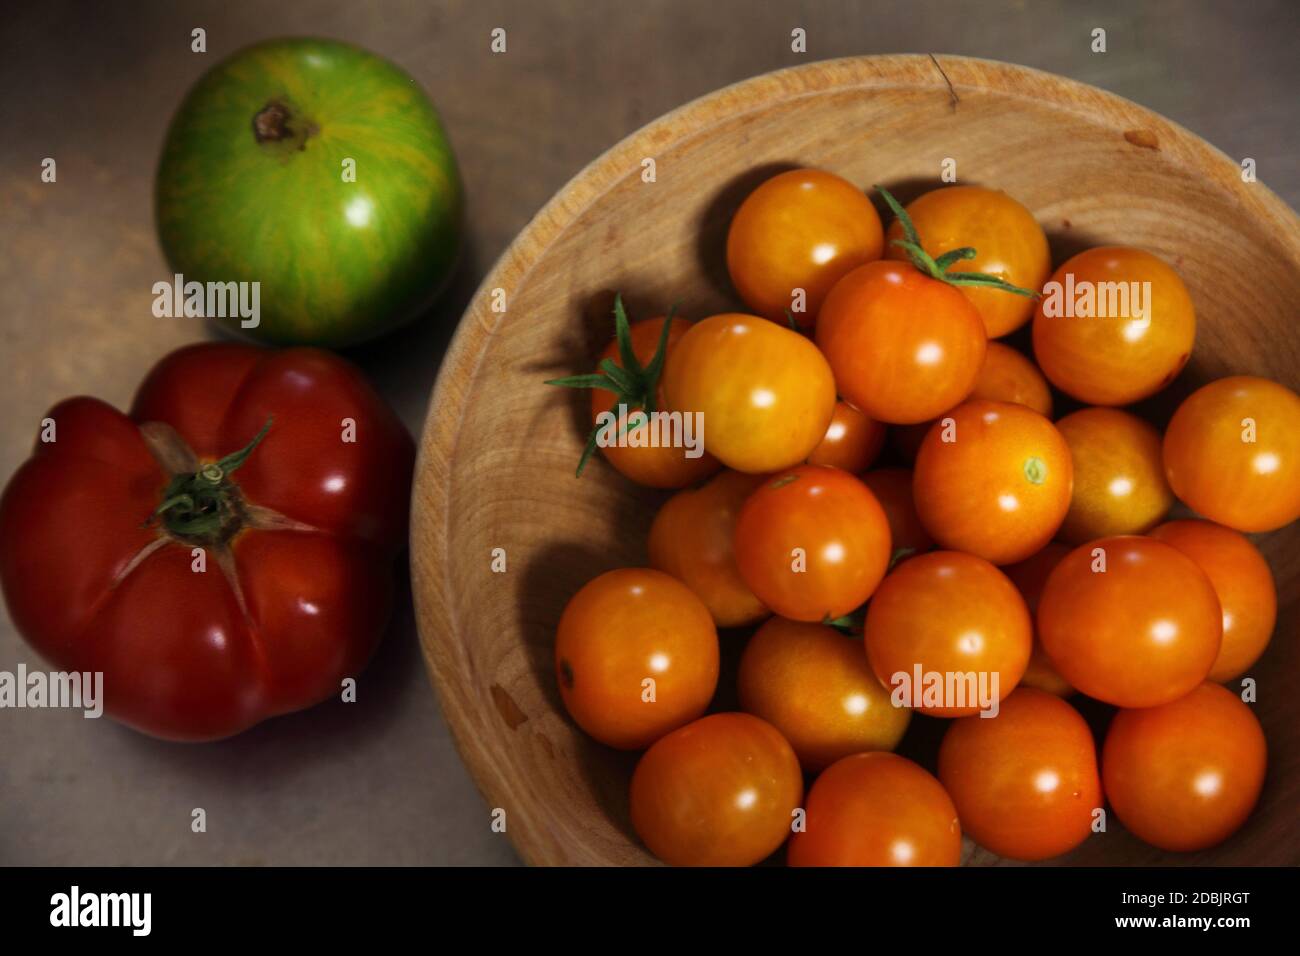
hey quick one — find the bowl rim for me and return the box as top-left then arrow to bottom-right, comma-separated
409,53 -> 1300,866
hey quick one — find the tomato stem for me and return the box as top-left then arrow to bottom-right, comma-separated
875,186 -> 1041,299
149,419 -> 273,543
545,295 -> 679,477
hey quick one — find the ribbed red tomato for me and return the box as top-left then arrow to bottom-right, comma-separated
0,343 -> 413,740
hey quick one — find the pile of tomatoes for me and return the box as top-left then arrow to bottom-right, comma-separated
549,169 -> 1298,866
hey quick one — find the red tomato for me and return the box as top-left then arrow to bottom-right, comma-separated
807,400 -> 886,472
1162,375 -> 1300,532
555,568 -> 718,750
787,752 -> 961,866
1103,682 -> 1266,852
860,468 -> 933,561
885,186 -> 1051,338
587,315 -> 721,488
630,712 -> 803,866
863,551 -> 1031,717
733,465 -> 891,622
1055,407 -> 1174,543
913,400 -> 1073,565
1149,519 -> 1277,681
726,169 -> 883,329
938,688 -> 1101,861
647,470 -> 769,628
663,313 -> 836,473
1032,246 -> 1195,405
0,343 -> 413,740
815,260 -> 987,424
1002,543 -> 1074,697
1037,537 -> 1221,708
738,617 -> 910,771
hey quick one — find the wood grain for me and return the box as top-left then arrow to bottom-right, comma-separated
412,54 -> 1300,866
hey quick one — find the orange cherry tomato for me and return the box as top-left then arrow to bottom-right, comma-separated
807,400 -> 886,472
939,688 -> 1101,861
1103,682 -> 1266,852
555,568 -> 718,750
913,400 -> 1073,565
587,316 -> 721,488
648,470 -> 769,628
885,186 -> 1051,338
630,712 -> 803,866
738,617 -> 911,772
726,169 -> 883,329
860,468 -> 933,561
1002,543 -> 1074,697
1032,246 -> 1195,405
733,465 -> 891,622
1149,519 -> 1277,681
815,260 -> 987,424
1055,407 -> 1174,544
787,752 -> 962,866
663,313 -> 836,473
863,551 -> 1031,718
1163,375 -> 1300,532
1037,536 -> 1221,708
889,342 -> 1053,461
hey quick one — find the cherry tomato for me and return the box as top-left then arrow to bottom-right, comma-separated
630,712 -> 802,866
1055,407 -> 1174,544
913,400 -> 1073,565
860,468 -> 933,561
1002,543 -> 1074,696
1149,519 -> 1277,681
863,551 -> 1031,717
733,465 -> 891,622
555,568 -> 718,750
787,752 -> 961,866
815,260 -> 987,424
586,316 -> 721,488
663,313 -> 836,473
647,470 -> 769,628
807,400 -> 886,472
1163,375 -> 1300,532
1032,246 -> 1195,405
939,688 -> 1101,861
1037,537 -> 1221,708
726,169 -> 883,329
885,186 -> 1051,338
738,617 -> 910,771
889,342 -> 1053,461
1103,682 -> 1266,852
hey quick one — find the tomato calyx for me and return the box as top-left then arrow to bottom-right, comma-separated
823,607 -> 867,636
876,186 -> 1040,299
546,294 -> 678,477
148,418 -> 272,545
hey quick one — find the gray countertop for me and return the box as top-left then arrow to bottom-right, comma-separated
1,0 -> 1296,865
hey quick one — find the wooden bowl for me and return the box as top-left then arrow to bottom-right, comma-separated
411,55 -> 1300,866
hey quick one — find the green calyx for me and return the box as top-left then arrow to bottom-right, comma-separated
875,185 -> 1039,299
150,419 -> 272,543
545,294 -> 678,477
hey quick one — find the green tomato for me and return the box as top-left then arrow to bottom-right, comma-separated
155,38 -> 462,347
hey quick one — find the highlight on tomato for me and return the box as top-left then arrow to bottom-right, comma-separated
0,343 -> 414,740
